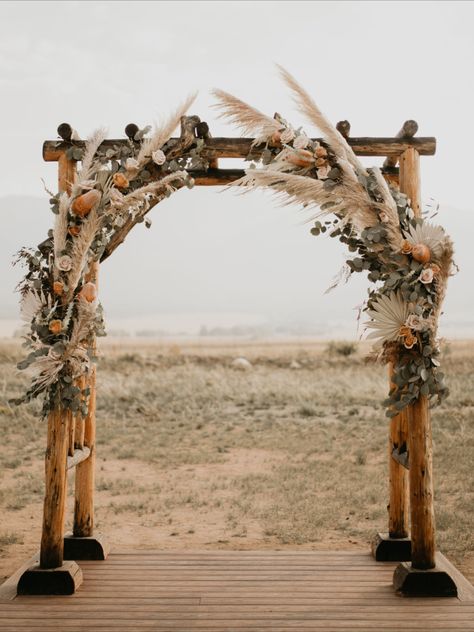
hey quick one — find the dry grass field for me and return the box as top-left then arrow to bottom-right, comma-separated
0,337 -> 473,586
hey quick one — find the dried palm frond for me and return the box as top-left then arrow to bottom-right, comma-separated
135,93 -> 197,170
404,222 -> 447,259
212,89 -> 280,145
277,65 -> 366,175
20,290 -> 46,323
28,354 -> 65,395
53,192 -> 70,272
365,291 -> 410,345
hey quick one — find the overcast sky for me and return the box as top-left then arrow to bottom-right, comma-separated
1,1 -> 473,336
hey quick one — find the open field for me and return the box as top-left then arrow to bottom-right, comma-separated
0,337 -> 473,586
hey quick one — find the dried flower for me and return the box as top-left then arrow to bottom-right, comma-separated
317,165 -> 330,179
68,225 -> 81,237
280,127 -> 296,144
403,334 -> 417,349
56,255 -> 73,272
152,149 -> 166,166
125,158 -> 139,171
401,241 -> 413,255
53,281 -> 64,296
314,146 -> 328,158
379,212 -> 389,223
399,326 -> 412,338
113,172 -> 129,189
48,319 -> 62,335
430,263 -> 441,276
293,134 -> 309,150
405,314 -> 428,332
419,268 -> 434,284
315,157 -> 327,168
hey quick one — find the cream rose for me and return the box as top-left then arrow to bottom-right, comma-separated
419,268 -> 434,284
56,255 -> 72,272
152,149 -> 166,166
125,158 -> 139,171
405,314 -> 428,332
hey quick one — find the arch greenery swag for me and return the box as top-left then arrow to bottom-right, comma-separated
13,67 -> 457,596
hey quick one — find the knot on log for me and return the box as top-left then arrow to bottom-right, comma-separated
336,120 -> 351,139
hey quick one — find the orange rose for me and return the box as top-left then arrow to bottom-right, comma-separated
404,334 -> 417,349
113,172 -> 129,189
53,281 -> 64,296
48,319 -> 62,335
401,241 -> 413,255
68,225 -> 81,237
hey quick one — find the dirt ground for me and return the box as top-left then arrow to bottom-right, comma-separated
0,337 -> 473,585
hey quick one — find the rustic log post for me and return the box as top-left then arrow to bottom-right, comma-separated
18,148 -> 83,594
65,258 -> 108,560
393,147 -> 456,596
73,273 -> 97,540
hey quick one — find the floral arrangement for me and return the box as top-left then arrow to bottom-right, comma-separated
14,95 -> 205,418
14,69 -> 454,421
213,66 -> 455,416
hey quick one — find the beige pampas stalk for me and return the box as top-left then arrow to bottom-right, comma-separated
73,127 -> 107,196
134,93 -> 197,172
66,207 -> 102,299
212,89 -> 280,145
277,65 -> 367,176
53,192 -> 70,279
120,172 -> 188,207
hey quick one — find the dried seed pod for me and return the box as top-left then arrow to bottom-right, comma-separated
72,189 -> 101,218
411,243 -> 431,264
79,282 -> 97,303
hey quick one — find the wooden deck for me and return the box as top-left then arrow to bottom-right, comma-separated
1,550 -> 474,631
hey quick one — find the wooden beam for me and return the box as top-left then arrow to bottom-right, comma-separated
383,120 -> 419,169
43,135 -> 436,162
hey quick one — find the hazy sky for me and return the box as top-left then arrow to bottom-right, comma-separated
1,1 -> 473,336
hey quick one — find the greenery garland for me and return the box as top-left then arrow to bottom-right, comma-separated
213,68 -> 454,417
14,70 -> 455,421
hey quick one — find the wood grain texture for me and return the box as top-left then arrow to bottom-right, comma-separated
2,551 -> 473,630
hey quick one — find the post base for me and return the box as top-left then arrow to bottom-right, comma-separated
393,560 -> 457,597
372,532 -> 411,561
17,561 -> 83,595
64,533 -> 110,560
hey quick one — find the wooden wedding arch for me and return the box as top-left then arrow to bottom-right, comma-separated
13,116 -> 466,599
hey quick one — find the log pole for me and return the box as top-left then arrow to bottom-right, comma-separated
393,148 -> 456,596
